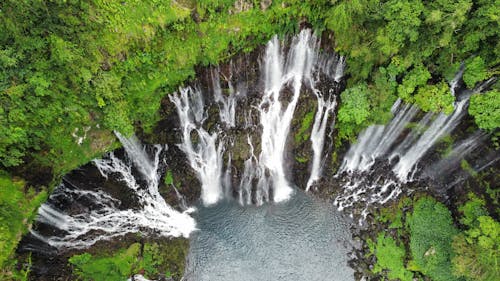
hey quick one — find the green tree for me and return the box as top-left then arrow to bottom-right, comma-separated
397,64 -> 431,102
372,233 -> 413,281
452,196 -> 500,281
337,83 -> 371,140
414,82 -> 455,114
468,90 -> 500,131
463,56 -> 490,89
408,197 -> 459,281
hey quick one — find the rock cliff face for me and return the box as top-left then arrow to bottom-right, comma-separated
148,32 -> 345,206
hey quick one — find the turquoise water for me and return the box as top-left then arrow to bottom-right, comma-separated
184,191 -> 355,281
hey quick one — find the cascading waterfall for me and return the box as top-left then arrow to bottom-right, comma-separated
335,70 -> 497,215
172,29 -> 345,205
257,30 -> 316,202
338,99 -> 419,174
318,53 -> 346,83
211,68 -> 237,128
22,28 -> 498,281
392,98 -> 469,181
306,89 -> 337,191
238,136 -> 260,205
423,131 -> 487,182
170,87 -> 226,206
30,134 -> 196,249
28,29 -> 495,254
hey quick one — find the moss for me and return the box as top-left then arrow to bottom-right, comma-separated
461,159 -> 478,178
69,243 -> 141,281
295,156 -> 309,164
33,127 -> 119,177
164,169 -> 174,186
145,239 -> 189,280
0,172 -> 47,278
68,239 -> 189,281
436,134 -> 454,157
372,234 -> 413,281
294,111 -> 315,144
376,196 -> 412,229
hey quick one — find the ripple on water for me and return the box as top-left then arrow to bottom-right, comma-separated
184,191 -> 355,281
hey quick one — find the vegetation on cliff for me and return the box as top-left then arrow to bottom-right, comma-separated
69,239 -> 188,281
0,0 -> 498,280
0,172 -> 47,280
2,0 -> 498,171
327,0 -> 499,140
368,194 -> 499,281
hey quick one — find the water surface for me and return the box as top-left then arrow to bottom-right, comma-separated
185,191 -> 355,281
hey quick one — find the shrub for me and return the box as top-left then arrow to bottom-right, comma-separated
0,172 -> 47,269
69,244 -> 141,281
68,239 -> 189,281
463,56 -> 489,89
469,90 -> 500,131
372,233 -> 413,281
337,83 -> 370,140
452,196 -> 500,281
414,82 -> 455,114
407,197 -> 459,281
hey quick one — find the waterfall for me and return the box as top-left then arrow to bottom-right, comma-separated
170,29 -> 343,205
334,56 -> 346,83
31,30 -> 347,251
338,71 -> 471,181
257,30 -> 317,202
306,90 -> 337,191
170,87 -> 226,206
318,53 -> 346,83
211,68 -> 237,128
335,67 -> 496,216
238,136 -> 260,205
392,98 -> 468,181
334,94 -> 468,212
31,135 -> 196,249
424,131 -> 486,181
338,100 -> 419,174
114,132 -> 160,194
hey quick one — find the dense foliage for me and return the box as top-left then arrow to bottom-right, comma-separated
69,239 -> 188,281
407,197 -> 459,281
2,0 -> 499,170
452,196 -> 500,281
328,0 -> 499,140
0,0 -> 305,170
370,233 -> 413,281
469,90 -> 500,131
0,172 -> 47,279
370,195 -> 500,281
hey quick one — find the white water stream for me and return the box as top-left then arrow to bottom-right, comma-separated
335,70 -> 496,215
31,133 -> 196,249
172,29 -> 342,205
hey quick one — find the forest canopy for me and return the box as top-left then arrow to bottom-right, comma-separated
1,0 -> 498,172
